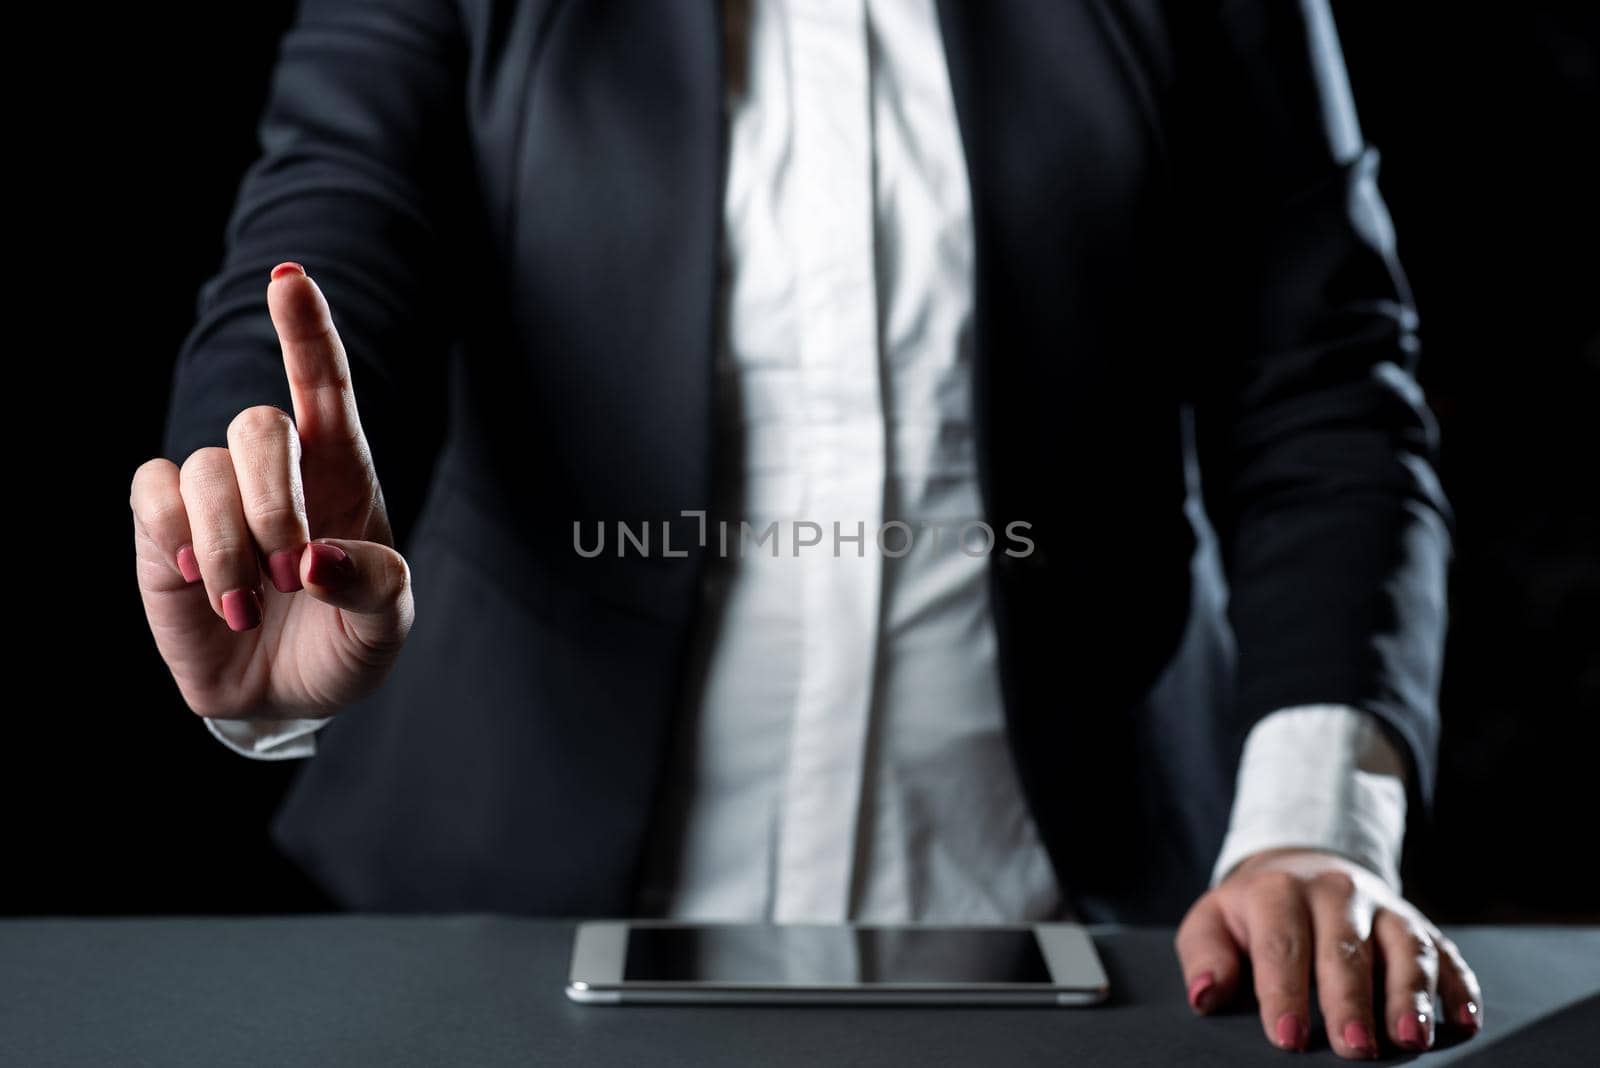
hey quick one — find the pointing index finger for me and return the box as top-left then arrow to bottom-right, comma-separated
267,262 -> 367,454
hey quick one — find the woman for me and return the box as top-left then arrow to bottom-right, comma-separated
129,0 -> 1481,1055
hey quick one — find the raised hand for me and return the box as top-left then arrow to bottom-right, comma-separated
131,263 -> 413,722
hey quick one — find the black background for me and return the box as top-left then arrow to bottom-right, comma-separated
8,4 -> 1596,919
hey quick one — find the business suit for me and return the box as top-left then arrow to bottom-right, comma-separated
164,0 -> 1449,922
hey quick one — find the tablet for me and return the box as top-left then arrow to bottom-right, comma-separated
566,921 -> 1109,1005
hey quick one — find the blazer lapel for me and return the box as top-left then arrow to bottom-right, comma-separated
511,1 -> 725,539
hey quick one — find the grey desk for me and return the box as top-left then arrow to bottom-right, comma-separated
3,918 -> 1595,1066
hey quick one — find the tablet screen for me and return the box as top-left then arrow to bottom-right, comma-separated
622,925 -> 1053,985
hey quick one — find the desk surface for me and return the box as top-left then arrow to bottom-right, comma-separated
3,918 -> 1595,1066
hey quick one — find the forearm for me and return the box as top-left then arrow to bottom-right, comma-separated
1191,0 -> 1450,803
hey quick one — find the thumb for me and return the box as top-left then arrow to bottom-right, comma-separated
1175,895 -> 1245,1015
300,539 -> 414,652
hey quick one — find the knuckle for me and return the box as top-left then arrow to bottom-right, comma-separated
1393,987 -> 1434,1019
180,446 -> 233,484
201,536 -> 253,573
227,405 -> 294,446
1259,928 -> 1306,966
131,468 -> 183,523
282,313 -> 341,353
141,497 -> 187,534
1387,926 -> 1439,987
1323,929 -> 1371,966
130,457 -> 176,499
1405,926 -> 1439,961
244,495 -> 305,539
186,445 -> 232,467
1253,870 -> 1301,897
1310,870 -> 1358,900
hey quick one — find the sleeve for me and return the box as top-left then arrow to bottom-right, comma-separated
162,0 -> 472,521
1211,705 -> 1407,889
206,717 -> 329,761
1186,0 -> 1452,812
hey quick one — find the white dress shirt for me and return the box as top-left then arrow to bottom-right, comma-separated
209,0 -> 1409,911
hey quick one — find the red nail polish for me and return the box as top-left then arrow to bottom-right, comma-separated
1397,1011 -> 1431,1049
270,261 -> 305,280
267,549 -> 303,593
305,542 -> 353,587
176,543 -> 201,584
1187,972 -> 1216,1013
221,588 -> 263,632
1274,1013 -> 1307,1051
1342,1021 -> 1375,1057
1456,1001 -> 1481,1030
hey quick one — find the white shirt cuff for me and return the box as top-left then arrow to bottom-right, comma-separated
1212,704 -> 1408,890
205,716 -> 329,761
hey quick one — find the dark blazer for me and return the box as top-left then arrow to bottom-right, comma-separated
164,0 -> 1450,923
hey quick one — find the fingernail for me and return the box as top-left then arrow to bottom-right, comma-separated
1342,1021 -> 1376,1058
267,549 -> 303,593
1274,1012 -> 1307,1051
1397,1011 -> 1432,1050
176,543 -> 201,584
1187,971 -> 1215,1014
1456,1000 -> 1481,1030
270,261 -> 306,280
221,588 -> 263,632
305,542 -> 353,588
